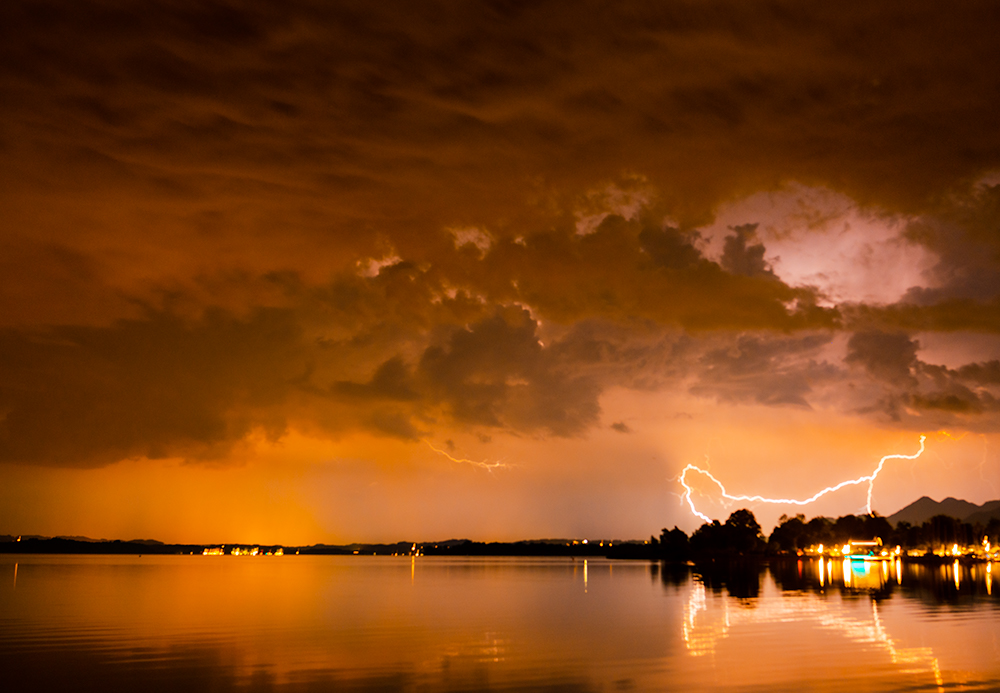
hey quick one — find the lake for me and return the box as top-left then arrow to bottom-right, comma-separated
1,554 -> 997,691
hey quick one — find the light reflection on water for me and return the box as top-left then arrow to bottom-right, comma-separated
0,554 -> 998,692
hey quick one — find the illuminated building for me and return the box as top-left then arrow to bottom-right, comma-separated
843,538 -> 891,562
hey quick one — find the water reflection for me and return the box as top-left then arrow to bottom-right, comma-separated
682,577 -> 945,690
1,555 -> 997,692
765,555 -> 998,604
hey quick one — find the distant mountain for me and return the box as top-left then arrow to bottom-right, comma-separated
888,496 -> 1000,526
965,500 -> 1000,526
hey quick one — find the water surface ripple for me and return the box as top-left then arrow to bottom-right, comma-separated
1,555 -> 998,691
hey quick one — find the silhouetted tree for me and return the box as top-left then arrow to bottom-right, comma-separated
861,513 -> 892,542
725,509 -> 765,553
690,509 -> 764,554
659,526 -> 690,561
832,514 -> 866,543
928,514 -> 959,547
805,516 -> 833,547
986,518 -> 1000,544
690,519 -> 725,553
768,513 -> 806,552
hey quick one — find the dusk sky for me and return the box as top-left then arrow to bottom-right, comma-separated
2,1 -> 1000,544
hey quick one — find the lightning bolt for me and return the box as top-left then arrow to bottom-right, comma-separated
425,441 -> 508,471
678,435 -> 927,522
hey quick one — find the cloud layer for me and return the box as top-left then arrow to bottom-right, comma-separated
1,1 -> 1000,473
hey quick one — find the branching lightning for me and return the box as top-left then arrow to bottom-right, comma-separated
678,435 -> 927,523
425,441 -> 508,471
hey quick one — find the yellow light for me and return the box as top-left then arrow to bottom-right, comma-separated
842,544 -> 850,555
817,544 -> 823,554
952,543 -> 959,557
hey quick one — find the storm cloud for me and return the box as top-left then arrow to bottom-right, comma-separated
1,0 -> 1000,470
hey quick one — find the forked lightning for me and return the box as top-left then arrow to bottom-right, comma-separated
678,435 -> 927,523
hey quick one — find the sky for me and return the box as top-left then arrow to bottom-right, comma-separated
2,1 -> 1000,544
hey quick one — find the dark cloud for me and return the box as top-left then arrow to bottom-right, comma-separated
843,298 -> 1000,333
845,331 -> 919,387
956,360 -> 1000,385
842,184 -> 1000,334
415,307 -> 602,436
901,184 -> 1000,305
910,393 -> 983,413
1,276 -> 998,468
610,422 -> 631,433
842,330 -> 1000,423
720,224 -> 776,279
0,308 -> 304,466
638,223 -> 703,271
468,214 -> 837,330
3,1 -> 1000,328
332,357 -> 419,402
2,1 -> 1000,468
690,333 -> 835,407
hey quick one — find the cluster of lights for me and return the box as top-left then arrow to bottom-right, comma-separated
801,541 -> 903,559
201,546 -> 283,556
921,537 -> 998,560
561,539 -> 613,547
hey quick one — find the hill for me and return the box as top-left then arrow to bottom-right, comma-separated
965,500 -> 1000,526
888,496 -> 1000,526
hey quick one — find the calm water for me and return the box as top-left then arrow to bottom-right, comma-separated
1,555 -> 998,692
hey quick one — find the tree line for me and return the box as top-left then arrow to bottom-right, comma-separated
650,509 -> 1000,560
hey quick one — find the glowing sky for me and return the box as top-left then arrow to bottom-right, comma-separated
2,2 -> 1000,543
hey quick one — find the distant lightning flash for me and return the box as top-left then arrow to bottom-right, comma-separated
678,435 -> 927,522
425,441 -> 508,471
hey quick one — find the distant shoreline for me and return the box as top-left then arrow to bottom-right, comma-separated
0,536 -> 650,558
2,536 -> 997,565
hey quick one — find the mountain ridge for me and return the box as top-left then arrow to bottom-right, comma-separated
887,496 -> 1000,527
